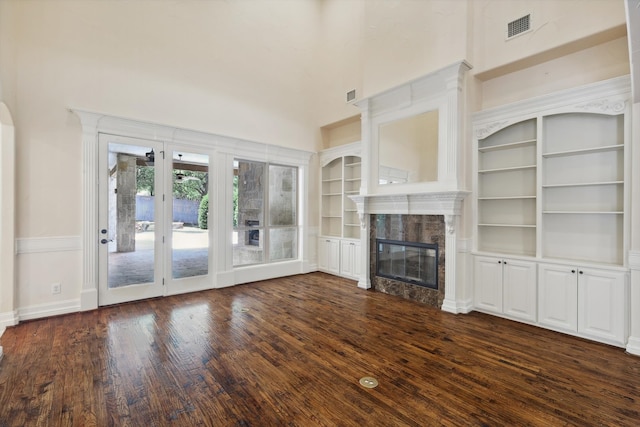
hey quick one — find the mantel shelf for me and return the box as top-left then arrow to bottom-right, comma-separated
350,191 -> 470,216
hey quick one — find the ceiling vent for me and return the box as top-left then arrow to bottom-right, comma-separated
507,14 -> 531,39
346,89 -> 357,103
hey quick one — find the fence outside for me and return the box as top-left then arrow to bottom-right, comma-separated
136,195 -> 201,226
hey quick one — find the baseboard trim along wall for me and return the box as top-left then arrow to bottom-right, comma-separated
18,299 -> 81,322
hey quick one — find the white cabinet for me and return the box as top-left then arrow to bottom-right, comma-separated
472,78 -> 631,347
340,240 -> 361,280
538,263 -> 578,332
538,263 -> 627,346
578,267 -> 627,345
474,256 -> 537,322
318,238 -> 340,275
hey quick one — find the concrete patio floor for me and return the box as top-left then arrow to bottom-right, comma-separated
108,227 -> 209,288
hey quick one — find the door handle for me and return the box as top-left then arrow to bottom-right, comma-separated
100,239 -> 113,244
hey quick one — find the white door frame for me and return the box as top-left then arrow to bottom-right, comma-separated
98,134 -> 166,306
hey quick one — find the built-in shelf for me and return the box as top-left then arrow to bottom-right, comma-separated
473,78 -> 630,349
320,150 -> 362,240
543,211 -> 623,215
542,144 -> 623,158
479,165 -> 536,174
542,181 -> 623,188
478,139 -> 536,152
478,223 -> 536,228
478,196 -> 536,200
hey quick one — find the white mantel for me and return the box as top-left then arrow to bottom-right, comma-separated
351,191 -> 470,314
351,60 -> 472,314
350,190 -> 468,218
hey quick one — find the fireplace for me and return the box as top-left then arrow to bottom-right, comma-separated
376,239 -> 438,290
370,214 -> 446,308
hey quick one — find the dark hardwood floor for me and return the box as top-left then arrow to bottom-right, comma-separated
0,272 -> 639,426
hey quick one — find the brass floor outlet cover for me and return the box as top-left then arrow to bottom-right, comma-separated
359,376 -> 378,389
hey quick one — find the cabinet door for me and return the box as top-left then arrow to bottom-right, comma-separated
503,259 -> 537,322
474,256 -> 503,313
538,263 -> 577,332
578,268 -> 627,346
319,238 -> 340,275
340,240 -> 361,280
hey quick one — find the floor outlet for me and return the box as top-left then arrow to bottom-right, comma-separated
51,283 -> 61,294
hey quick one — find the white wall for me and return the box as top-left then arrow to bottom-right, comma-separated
0,0 -> 633,324
472,0 -> 627,76
3,0 -> 324,314
0,103 -> 16,335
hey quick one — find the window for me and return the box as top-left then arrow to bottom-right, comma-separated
233,159 -> 298,266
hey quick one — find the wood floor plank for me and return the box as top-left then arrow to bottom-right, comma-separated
1,272 -> 640,426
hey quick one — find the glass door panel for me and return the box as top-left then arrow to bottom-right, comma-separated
171,151 -> 210,281
98,136 -> 165,306
233,159 -> 265,266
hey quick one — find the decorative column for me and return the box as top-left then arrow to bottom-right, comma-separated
351,195 -> 370,289
76,110 -> 100,311
441,61 -> 472,189
441,214 -> 460,313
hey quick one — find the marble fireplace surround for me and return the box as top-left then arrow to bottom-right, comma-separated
372,215 -> 445,307
351,191 -> 468,314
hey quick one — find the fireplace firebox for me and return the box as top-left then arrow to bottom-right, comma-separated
376,239 -> 438,290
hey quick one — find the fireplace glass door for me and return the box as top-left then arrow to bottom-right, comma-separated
376,239 -> 438,289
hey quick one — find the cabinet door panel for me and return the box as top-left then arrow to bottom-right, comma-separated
319,238 -> 340,275
474,256 -> 503,313
503,260 -> 537,322
578,269 -> 627,345
340,241 -> 361,279
538,264 -> 577,332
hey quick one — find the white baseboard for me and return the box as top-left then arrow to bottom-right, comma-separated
0,310 -> 18,331
441,298 -> 473,314
80,288 -> 98,311
626,336 -> 640,357
18,299 -> 81,321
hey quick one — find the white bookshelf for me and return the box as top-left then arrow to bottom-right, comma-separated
541,113 -> 625,265
477,118 -> 537,257
319,144 -> 363,280
471,77 -> 631,348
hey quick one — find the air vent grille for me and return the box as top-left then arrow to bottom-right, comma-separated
507,14 -> 530,38
346,89 -> 356,103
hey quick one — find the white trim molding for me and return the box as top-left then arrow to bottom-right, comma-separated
0,310 -> 18,331
72,109 -> 314,310
16,236 -> 82,254
18,299 -> 81,322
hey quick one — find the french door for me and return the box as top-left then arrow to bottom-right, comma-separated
98,134 -> 212,306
